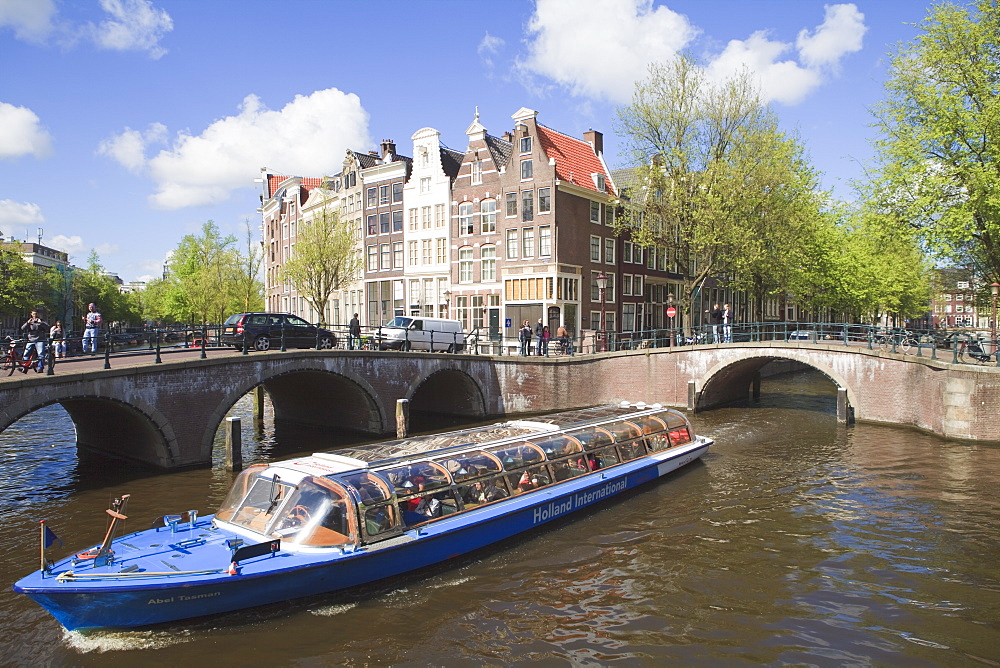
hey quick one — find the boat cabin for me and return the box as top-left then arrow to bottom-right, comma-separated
213,405 -> 695,549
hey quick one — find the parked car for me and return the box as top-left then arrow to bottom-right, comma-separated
787,330 -> 817,341
375,316 -> 467,352
220,313 -> 337,351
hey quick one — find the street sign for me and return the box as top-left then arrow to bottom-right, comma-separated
666,306 -> 677,318
505,318 -> 512,327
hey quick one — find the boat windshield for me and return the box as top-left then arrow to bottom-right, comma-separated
263,476 -> 355,547
215,470 -> 295,535
385,316 -> 412,328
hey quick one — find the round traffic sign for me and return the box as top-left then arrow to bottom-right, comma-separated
666,306 -> 677,318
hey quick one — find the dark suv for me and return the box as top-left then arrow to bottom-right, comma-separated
221,313 -> 337,351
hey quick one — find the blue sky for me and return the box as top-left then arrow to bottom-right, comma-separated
0,0 -> 929,282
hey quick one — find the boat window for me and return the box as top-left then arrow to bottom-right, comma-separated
661,411 -> 688,430
215,464 -> 268,522
667,425 -> 692,446
632,415 -> 667,435
618,439 -> 648,462
434,451 -> 502,482
592,446 -> 620,469
551,459 -> 586,482
338,471 -> 392,505
491,443 -> 545,471
457,476 -> 511,509
362,504 -> 399,539
571,427 -> 614,451
645,431 -> 670,452
380,461 -> 450,496
508,465 -> 552,494
606,421 -> 642,442
530,435 -> 582,459
265,476 -> 356,547
400,489 -> 460,527
222,473 -> 295,534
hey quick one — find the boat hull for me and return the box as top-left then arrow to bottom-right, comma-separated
15,439 -> 709,630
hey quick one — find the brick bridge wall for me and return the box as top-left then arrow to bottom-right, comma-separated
1,344 -> 997,468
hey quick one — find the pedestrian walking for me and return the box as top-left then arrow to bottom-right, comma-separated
518,320 -> 532,356
348,313 -> 361,350
20,310 -> 49,372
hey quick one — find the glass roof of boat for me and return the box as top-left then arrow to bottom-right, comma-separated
327,405 -> 672,468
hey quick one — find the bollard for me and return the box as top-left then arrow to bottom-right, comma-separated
225,416 -> 243,472
751,371 -> 761,401
253,385 -> 266,423
687,380 -> 697,412
46,344 -> 55,376
154,331 -> 162,363
837,387 -> 852,424
201,325 -> 208,359
104,332 -> 111,369
396,399 -> 410,438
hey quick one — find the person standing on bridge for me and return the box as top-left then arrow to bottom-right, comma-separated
20,310 -> 49,372
348,313 -> 361,350
534,318 -> 544,356
707,304 -> 723,343
722,303 -> 733,343
82,302 -> 102,354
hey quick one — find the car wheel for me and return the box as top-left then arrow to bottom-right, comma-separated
318,336 -> 334,349
254,335 -> 271,352
447,343 -> 458,353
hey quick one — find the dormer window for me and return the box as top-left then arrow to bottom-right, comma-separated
594,173 -> 606,191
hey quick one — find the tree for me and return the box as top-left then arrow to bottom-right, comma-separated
168,221 -> 239,325
0,246 -> 39,322
614,55 -> 824,328
868,0 -> 1000,291
233,218 -> 264,314
279,201 -> 361,323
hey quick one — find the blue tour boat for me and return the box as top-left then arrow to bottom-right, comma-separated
14,402 -> 712,631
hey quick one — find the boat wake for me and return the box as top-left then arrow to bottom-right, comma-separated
308,602 -> 358,617
64,626 -> 194,653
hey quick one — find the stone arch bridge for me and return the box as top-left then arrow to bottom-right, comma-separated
1,345 -> 996,468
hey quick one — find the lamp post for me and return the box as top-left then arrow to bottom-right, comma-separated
667,292 -> 675,346
443,289 -> 451,319
596,271 -> 607,352
991,282 -> 999,353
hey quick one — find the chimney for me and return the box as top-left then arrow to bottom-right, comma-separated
502,131 -> 513,143
583,129 -> 603,156
381,139 -> 396,158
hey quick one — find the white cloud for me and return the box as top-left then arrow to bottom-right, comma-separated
519,0 -> 698,102
478,32 -> 505,67
94,242 -> 119,255
0,0 -> 56,42
797,3 -> 866,70
0,102 -> 53,159
97,122 -> 166,172
519,1 -> 867,106
0,200 -> 44,229
124,88 -> 371,210
46,234 -> 85,255
87,0 -> 173,59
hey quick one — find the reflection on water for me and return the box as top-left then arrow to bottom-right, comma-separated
0,370 -> 998,666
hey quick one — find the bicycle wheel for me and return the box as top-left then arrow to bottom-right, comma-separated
899,337 -> 914,354
876,336 -> 889,352
3,356 -> 14,376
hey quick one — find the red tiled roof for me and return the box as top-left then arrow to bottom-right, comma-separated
266,175 -> 324,199
535,125 -> 614,196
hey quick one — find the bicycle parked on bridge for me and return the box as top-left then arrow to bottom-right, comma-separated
957,337 -> 998,364
2,338 -> 45,375
875,329 -> 918,354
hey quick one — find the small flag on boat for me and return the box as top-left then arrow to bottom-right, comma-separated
42,522 -> 62,549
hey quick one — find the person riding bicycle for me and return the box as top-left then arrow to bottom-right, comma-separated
20,310 -> 49,372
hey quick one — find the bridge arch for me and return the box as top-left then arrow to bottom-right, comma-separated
408,367 -> 487,418
204,365 -> 386,463
697,352 -> 852,412
0,390 -> 177,468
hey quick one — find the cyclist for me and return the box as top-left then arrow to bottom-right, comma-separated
19,309 -> 49,372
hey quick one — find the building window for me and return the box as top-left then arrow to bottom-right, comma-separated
420,177 -> 431,193
539,187 -> 551,213
605,238 -> 615,264
379,212 -> 390,234
605,273 -> 616,302
436,238 -> 447,263
539,225 -> 551,257
459,247 -> 474,283
481,199 -> 497,233
520,136 -> 531,154
521,159 -> 533,180
606,206 -> 615,226
623,241 -> 633,263
459,202 -> 474,235
392,210 -> 403,232
419,148 -> 429,168
623,274 -> 632,296
408,208 -> 418,231
590,235 -> 601,262
595,174 -> 606,192
380,244 -> 390,270
590,201 -> 601,224
435,204 -> 445,227
481,245 -> 496,282
521,190 -> 533,222
367,215 -> 377,236
506,229 -> 519,259
505,192 -> 518,217
633,274 -> 643,296
522,228 -> 535,258
422,239 -> 432,265
393,242 -> 403,269
379,185 -> 390,205
367,187 -> 377,207
471,159 -> 483,185
392,182 -> 403,203
408,241 -> 418,266
421,206 -> 431,229
367,245 -> 378,271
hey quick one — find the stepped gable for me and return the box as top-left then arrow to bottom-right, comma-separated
536,124 -> 614,196
439,145 -> 464,180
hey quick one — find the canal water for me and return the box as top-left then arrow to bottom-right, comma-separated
0,371 -> 997,666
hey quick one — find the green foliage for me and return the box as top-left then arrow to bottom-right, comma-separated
868,0 -> 1000,286
0,246 -> 40,321
279,202 -> 361,323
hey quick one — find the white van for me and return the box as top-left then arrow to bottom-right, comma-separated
376,317 -> 468,352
